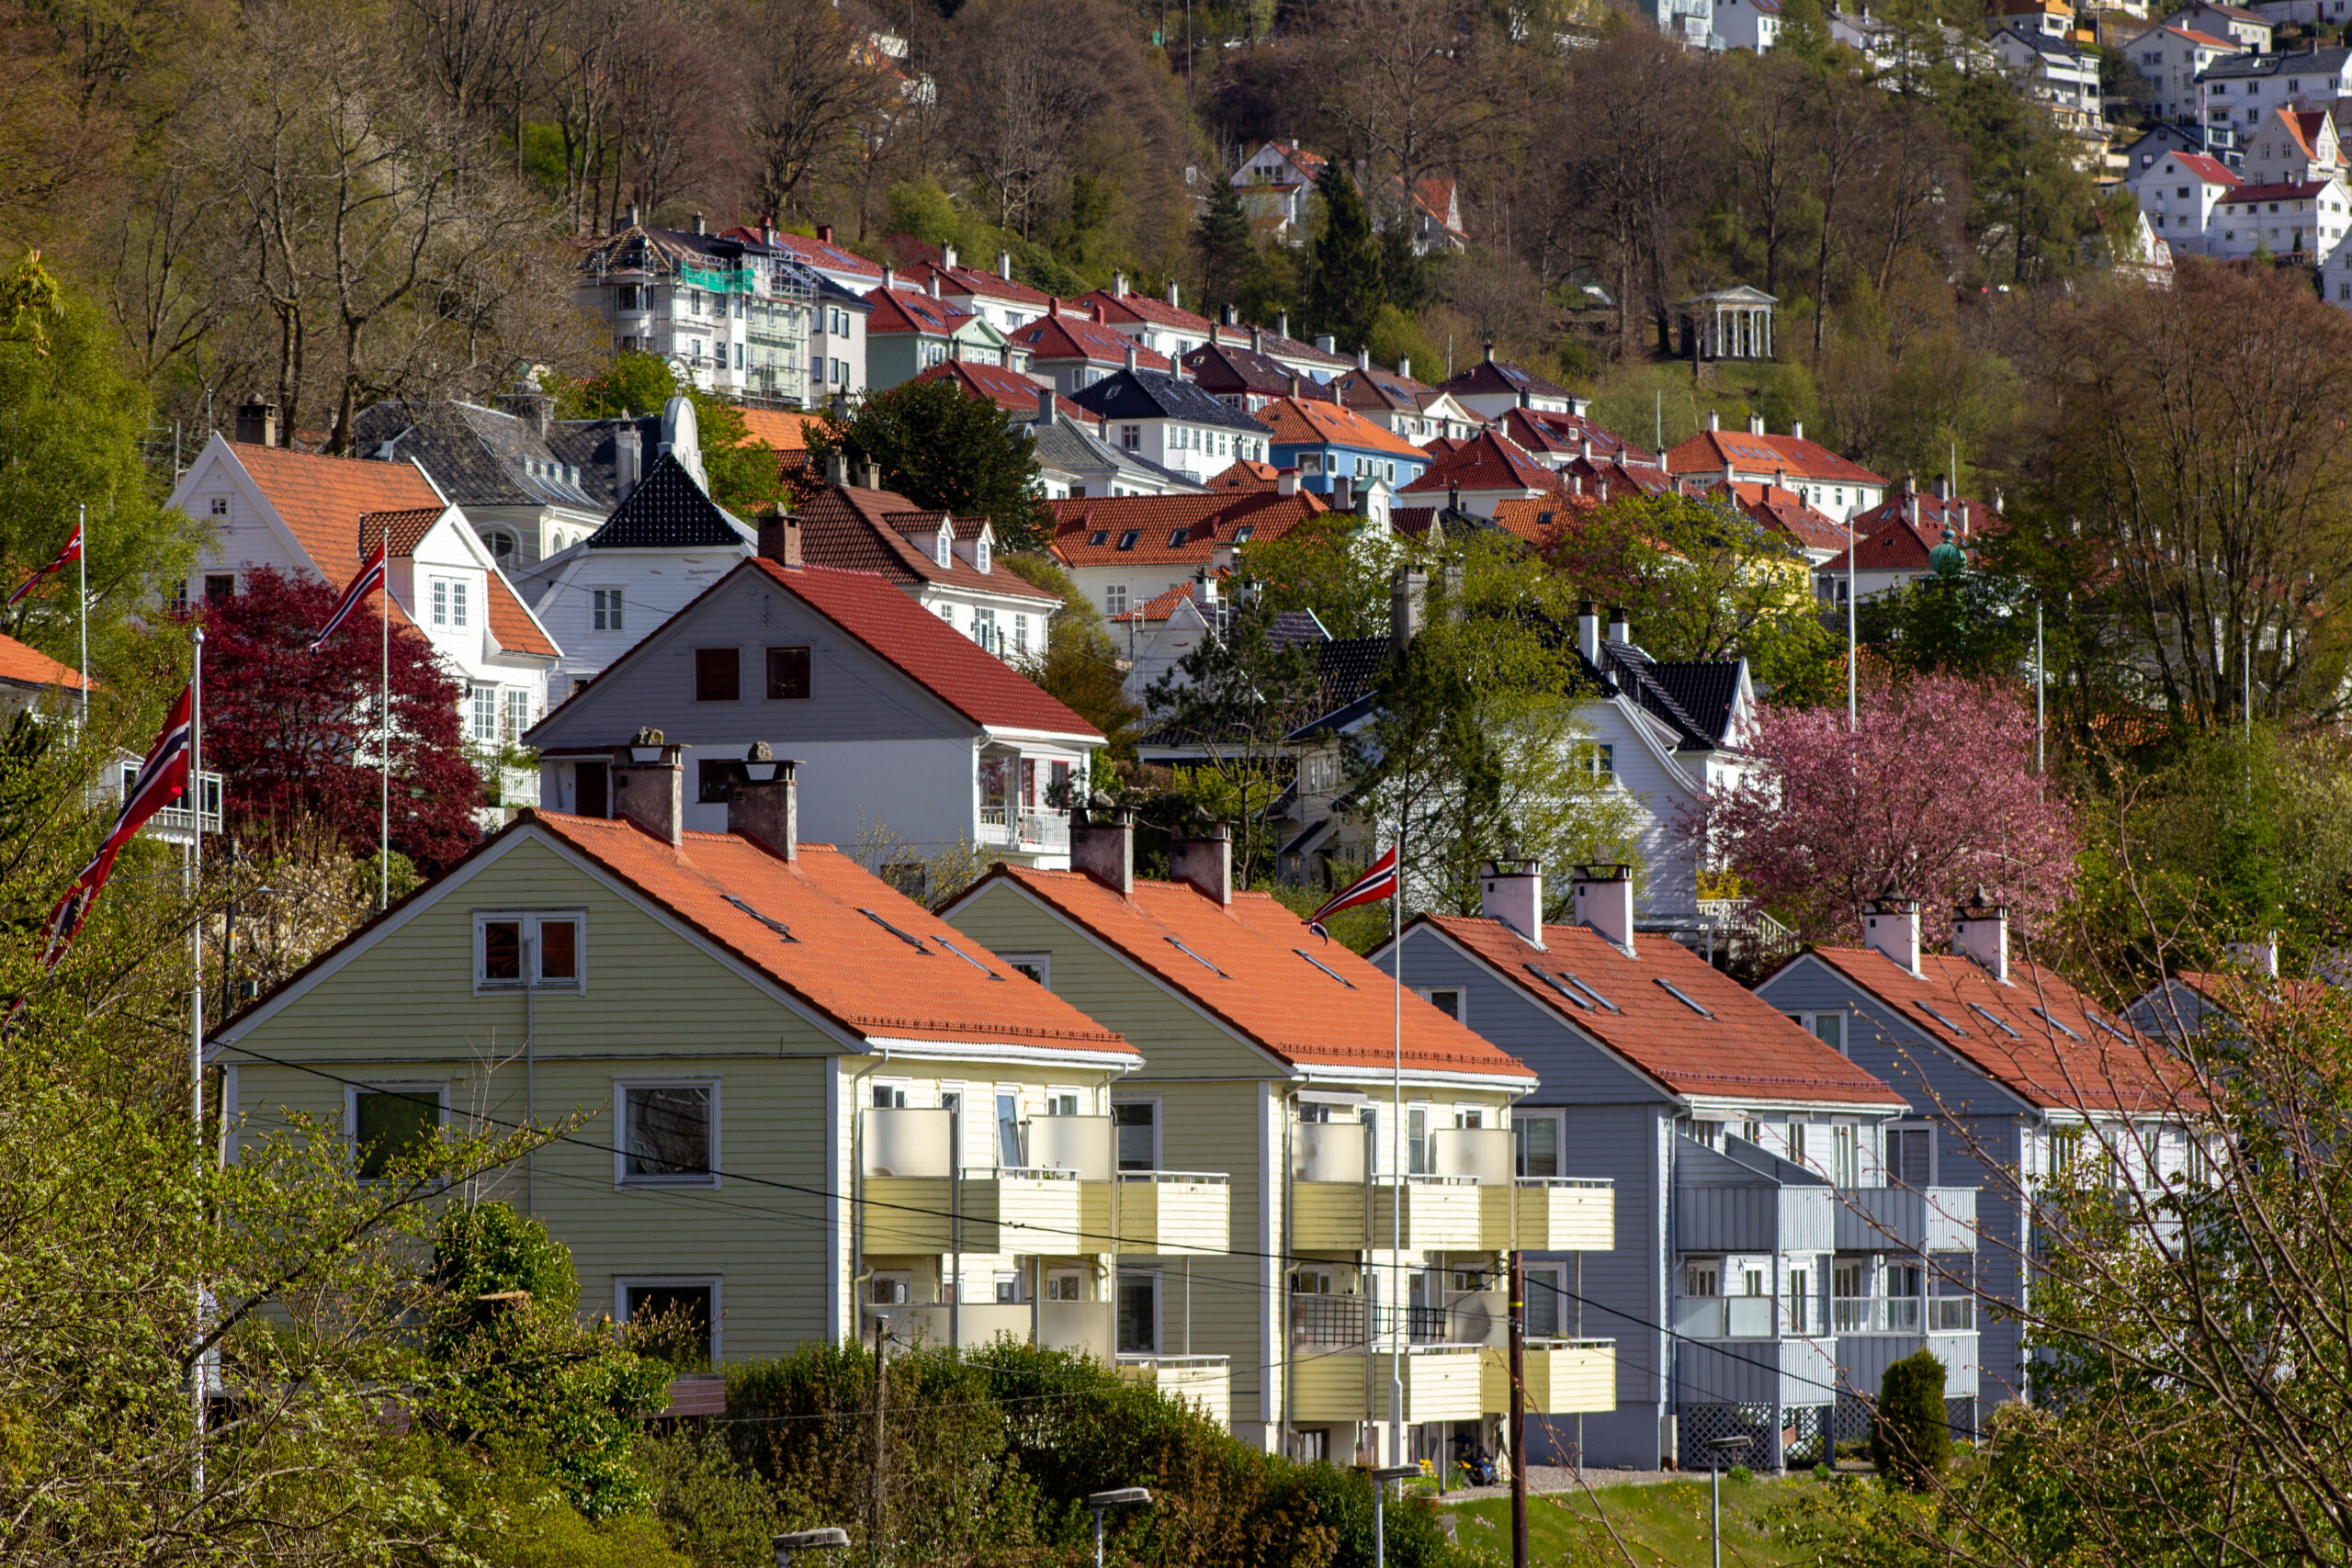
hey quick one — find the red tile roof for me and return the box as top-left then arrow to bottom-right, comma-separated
1844,491 -> 1999,543
1258,396 -> 1426,458
1422,915 -> 1906,1107
2222,179 -> 2336,203
1010,313 -> 1172,370
793,484 -> 1058,603
528,813 -> 1133,1054
486,576 -> 560,656
1804,946 -> 2183,1111
735,407 -> 827,453
751,560 -> 1098,737
1399,431 -> 1562,495
0,630 -> 91,693
1500,406 -> 1654,468
1078,288 -> 1217,335
908,258 -> 1057,309
1666,430 -> 1886,488
1207,460 -> 1281,491
863,286 -> 974,336
232,445 -> 447,631
910,358 -> 1049,413
1046,489 -> 1327,569
1486,496 -> 1595,546
1109,581 -> 1200,626
1717,480 -> 1851,555
967,868 -> 1536,1080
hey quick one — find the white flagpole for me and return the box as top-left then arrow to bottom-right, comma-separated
76,502 -> 87,724
189,626 -> 207,1498
1846,509 -> 1857,731
1389,800 -> 1404,1472
380,542 -> 390,910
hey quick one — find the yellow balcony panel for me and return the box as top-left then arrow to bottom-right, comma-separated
1116,1172 -> 1231,1255
1287,1346 -> 1487,1426
1292,1180 -> 1367,1249
1118,1356 -> 1230,1427
1373,1178 -> 1485,1251
1040,1299 -> 1113,1360
1503,1179 -> 1615,1252
865,1177 -> 953,1253
864,1170 -> 1085,1256
1480,1340 -> 1616,1415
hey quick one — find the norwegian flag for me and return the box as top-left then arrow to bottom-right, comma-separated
1307,843 -> 1398,938
38,686 -> 193,973
309,542 -> 387,651
6,520 -> 83,607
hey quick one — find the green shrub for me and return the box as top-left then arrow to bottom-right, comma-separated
1871,1350 -> 1952,1489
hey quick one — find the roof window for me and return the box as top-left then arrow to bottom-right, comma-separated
722,894 -> 796,942
857,908 -> 930,953
1117,530 -> 1139,550
1655,978 -> 1713,1017
2032,1006 -> 2083,1041
1559,972 -> 1619,1012
1168,527 -> 1189,547
1967,1001 -> 2022,1038
1916,1002 -> 1966,1034
1525,963 -> 1590,1009
933,935 -> 1003,979
1089,529 -> 1109,546
1234,525 -> 1255,542
1165,936 -> 1227,976
1294,948 -> 1357,988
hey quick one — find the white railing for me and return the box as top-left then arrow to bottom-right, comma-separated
1017,811 -> 1069,851
1833,1296 -> 1974,1334
1674,1296 -> 1776,1339
1117,1170 -> 1232,1185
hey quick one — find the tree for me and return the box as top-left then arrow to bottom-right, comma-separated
1000,551 -> 1141,757
1238,510 -> 1393,642
745,0 -> 893,224
199,565 -> 485,874
1304,160 -> 1385,354
1195,172 -> 1255,317
1871,1349 -> 1951,1490
1695,668 -> 2076,942
804,378 -> 1049,551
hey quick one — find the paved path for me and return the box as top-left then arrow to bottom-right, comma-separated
1435,1466 -> 1697,1503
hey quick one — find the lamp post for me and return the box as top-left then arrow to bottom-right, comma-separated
1370,1462 -> 1419,1566
1085,1486 -> 1151,1568
773,1527 -> 849,1568
1706,1434 -> 1751,1568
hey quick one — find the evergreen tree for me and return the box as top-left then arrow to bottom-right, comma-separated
805,378 -> 1051,551
1196,174 -> 1255,317
1871,1348 -> 1952,1489
1304,162 -> 1385,354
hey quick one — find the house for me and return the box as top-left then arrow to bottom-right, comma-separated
1257,396 -> 1430,500
1331,359 -> 1483,443
1673,288 -> 1779,362
1714,0 -> 1782,50
1209,311 -> 1359,383
2129,149 -> 2243,252
942,812 -> 1612,1466
2248,0 -> 2352,24
1665,416 -> 1886,524
170,424 -> 562,759
352,390 -> 616,576
1814,481 -> 1998,604
1990,27 -> 2105,135
808,281 -> 874,400
2122,938 -> 2321,1041
730,222 -> 886,295
1066,368 -> 1276,486
1025,391 -> 1207,502
1753,893 -> 2193,1413
2206,173 -> 2352,261
2118,120 -> 2235,177
1046,481 -> 1327,620
576,217 -> 818,405
1713,481 -> 1852,566
897,244 -> 1058,333
1182,336 -> 1314,413
2175,0 -> 2274,51
1985,0 -> 2084,39
2198,47 -> 2352,149
209,767 -> 1169,1381
863,282 -> 1023,390
1635,0 -> 1715,46
1497,406 -> 1656,476
1231,141 -> 1329,243
523,547 -> 1102,874
1397,432 -> 1564,520
1076,276 -> 1220,360
910,358 -> 1052,415
0,630 -> 93,719
1437,347 -> 1579,420
2241,104 -> 2344,183
790,478 -> 1063,659
1372,861 -> 1922,1472
2125,26 -> 2242,127
1009,307 -> 1175,395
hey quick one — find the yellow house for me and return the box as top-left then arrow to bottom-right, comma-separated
943,811 -> 1617,1468
210,745 -> 1193,1397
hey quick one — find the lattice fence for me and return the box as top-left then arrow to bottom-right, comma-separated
1945,1395 -> 1979,1443
1676,1402 -> 1773,1472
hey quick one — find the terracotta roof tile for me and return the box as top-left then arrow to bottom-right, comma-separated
1400,432 -> 1561,495
1425,915 -> 1907,1107
1046,490 -> 1326,569
234,441 -> 445,577
531,813 -> 1133,1053
910,358 -> 1049,413
1486,496 -> 1595,545
1079,288 -> 1217,334
863,287 -> 974,336
793,485 -> 1057,603
1011,313 -> 1172,369
1500,407 -> 1655,467
1665,430 -> 1887,488
735,407 -> 827,453
0,630 -> 91,693
969,869 -> 1536,1080
1716,481 -> 1850,554
1258,396 -> 1426,458
2222,178 -> 2336,202
486,574 -> 560,656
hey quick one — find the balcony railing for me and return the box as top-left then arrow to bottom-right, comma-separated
1288,1295 -> 1489,1348
1833,1295 -> 1975,1334
1673,1296 -> 1777,1339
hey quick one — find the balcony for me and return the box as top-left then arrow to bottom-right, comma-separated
1484,1179 -> 1614,1252
1481,1341 -> 1616,1414
1830,1294 -> 1973,1336
1835,1295 -> 1977,1398
977,807 -> 1071,851
1113,1172 -> 1231,1255
1117,1355 -> 1230,1426
1290,1342 -> 1486,1425
1672,1295 -> 1779,1340
1672,1323 -> 1839,1408
864,1298 -> 1112,1357
1835,1185 -> 1978,1254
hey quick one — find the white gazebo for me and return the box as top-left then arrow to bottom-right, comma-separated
1677,285 -> 1778,361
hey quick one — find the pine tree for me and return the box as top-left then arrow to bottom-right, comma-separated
1871,1348 -> 1952,1489
1305,162 -> 1385,354
1196,175 -> 1255,316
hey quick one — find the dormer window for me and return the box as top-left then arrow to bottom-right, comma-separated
935,531 -> 951,567
976,535 -> 990,571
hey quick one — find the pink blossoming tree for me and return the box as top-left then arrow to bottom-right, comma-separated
1693,671 -> 2077,942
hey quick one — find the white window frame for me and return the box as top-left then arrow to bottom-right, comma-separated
1111,1094 -> 1162,1172
614,1077 -> 721,1189
471,909 -> 588,994
1885,1120 -> 1937,1189
998,951 -> 1051,989
1514,1108 -> 1566,1178
592,587 -> 625,632
871,1077 -> 912,1109
1417,986 -> 1466,1022
344,1080 -> 449,1178
869,1269 -> 913,1304
1115,1267 -> 1163,1358
1046,1085 -> 1084,1117
614,1275 -> 722,1359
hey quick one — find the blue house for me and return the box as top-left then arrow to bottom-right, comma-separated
1372,860 -> 1951,1472
1261,394 -> 1430,498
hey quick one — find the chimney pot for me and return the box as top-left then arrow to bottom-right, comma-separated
1480,855 -> 1544,945
1114,269 -> 1129,296
758,507 -> 802,567
1224,304 -> 1239,326
1864,890 -> 1923,976
825,450 -> 850,486
1124,344 -> 1138,373
1576,601 -> 1600,663
1167,280 -> 1180,308
1000,249 -> 1013,280
729,752 -> 801,860
927,272 -> 940,298
611,735 -> 685,847
1358,346 -> 1371,370
1792,419 -> 1804,441
943,243 -> 958,271
1071,804 -> 1135,896
1952,887 -> 2009,983
1571,864 -> 1634,955
1170,818 -> 1233,906
883,264 -> 897,290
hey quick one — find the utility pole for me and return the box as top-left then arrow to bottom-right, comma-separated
870,1318 -> 888,1562
1510,1249 -> 1527,1568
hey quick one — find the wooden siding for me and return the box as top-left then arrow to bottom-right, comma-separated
1675,1334 -> 1838,1409
1485,1343 -> 1616,1414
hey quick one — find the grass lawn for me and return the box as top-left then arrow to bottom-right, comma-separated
1439,1473 -> 1822,1568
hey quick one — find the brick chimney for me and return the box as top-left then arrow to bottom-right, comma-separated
234,400 -> 279,447
1480,853 -> 1544,945
1571,864 -> 1634,954
1071,803 -> 1134,896
1952,887 -> 2008,983
817,223 -> 833,243
612,728 -> 684,847
1865,888 -> 1922,976
728,746 -> 798,860
758,507 -> 801,567
1170,818 -> 1232,906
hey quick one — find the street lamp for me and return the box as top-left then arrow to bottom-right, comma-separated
1370,1463 -> 1419,1566
1085,1487 -> 1151,1568
1705,1434 -> 1751,1568
772,1527 -> 849,1568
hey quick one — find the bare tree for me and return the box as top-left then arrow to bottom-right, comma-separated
742,0 -> 893,224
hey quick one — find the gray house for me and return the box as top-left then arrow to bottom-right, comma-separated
1372,861 -> 1926,1472
1755,893 -> 2190,1416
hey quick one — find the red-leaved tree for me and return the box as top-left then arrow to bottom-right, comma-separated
1692,671 -> 2077,942
199,566 -> 485,874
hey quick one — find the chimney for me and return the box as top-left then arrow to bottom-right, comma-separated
691,211 -> 706,234
1167,280 -> 1181,308
1124,344 -> 1138,373
1480,853 -> 1544,944
1047,297 -> 1060,317
757,506 -> 802,567
1224,304 -> 1239,327
1952,887 -> 2009,984
1114,269 -> 1129,296
1357,346 -> 1371,370
1315,334 -> 1337,354
626,203 -> 640,228
1287,372 -> 1303,398
1792,420 -> 1804,441
1571,863 -> 1634,955
1277,310 -> 1290,339
761,218 -> 777,245
1071,804 -> 1135,896
1579,433 -> 1593,461
818,223 -> 833,243
1482,341 -> 1495,362
824,450 -> 850,486
1747,412 -> 1765,434
1935,472 -> 1951,501
1035,387 -> 1057,428
612,728 -> 684,847
1397,355 -> 1411,380
927,272 -> 940,298
234,400 -> 278,447
1864,889 -> 1923,976
943,243 -> 958,271
1606,604 -> 1629,645
1446,480 -> 1460,514
614,423 -> 642,502
1252,327 -> 1266,354
999,250 -> 1013,280
1277,469 -> 1297,496
1389,565 -> 1427,651
1707,410 -> 1720,433
861,460 -> 881,491
728,747 -> 799,860
883,265 -> 896,290
1170,818 -> 1233,906
1576,601 -> 1600,663
1333,473 -> 1354,513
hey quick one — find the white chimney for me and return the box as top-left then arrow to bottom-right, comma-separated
942,243 -> 958,271
1572,864 -> 1634,955
1606,604 -> 1630,645
1865,892 -> 1922,976
1792,420 -> 1804,441
1952,888 -> 2008,984
882,264 -> 896,291
1747,412 -> 1765,435
1114,269 -> 1129,297
1358,346 -> 1371,369
1167,280 -> 1181,308
1576,600 -> 1600,664
2226,932 -> 2281,977
1124,344 -> 1138,373
1277,469 -> 1297,496
1481,855 -> 1544,945
1707,410 -> 1720,432
999,249 -> 1013,280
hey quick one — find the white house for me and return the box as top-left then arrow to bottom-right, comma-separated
1232,141 -> 1328,243
2130,149 -> 2244,252
170,423 -> 564,773
1715,0 -> 1782,45
2248,0 -> 2352,24
1436,346 -> 1578,420
2241,103 -> 2344,183
1991,26 -> 2105,134
2199,46 -> 2352,148
2125,24 -> 2242,124
1066,367 -> 1275,485
1077,276 -> 1220,360
790,477 -> 1064,662
2205,173 -> 2352,260
1665,415 -> 1888,524
2174,0 -> 2274,50
575,218 -> 819,406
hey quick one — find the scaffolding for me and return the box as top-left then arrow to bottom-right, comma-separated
579,229 -> 816,407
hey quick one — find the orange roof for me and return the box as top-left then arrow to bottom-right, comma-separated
234,442 -> 443,576
966,867 -> 1537,1080
1257,395 -> 1425,459
1208,460 -> 1281,491
1422,915 -> 1906,1108
910,358 -> 1050,414
1010,313 -> 1172,371
1079,288 -> 1217,335
521,813 -> 1136,1054
1666,430 -> 1886,488
793,484 -> 1057,603
1046,490 -> 1327,569
735,407 -> 825,454
1486,496 -> 1594,545
485,575 -> 559,656
1804,946 -> 2184,1112
0,630 -> 91,693
1716,480 -> 1849,555
1400,432 -> 1561,496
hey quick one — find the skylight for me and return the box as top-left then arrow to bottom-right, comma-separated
932,936 -> 1003,979
1559,972 -> 1619,1012
1655,978 -> 1712,1018
723,894 -> 796,942
1117,530 -> 1139,550
1234,525 -> 1255,542
1916,1002 -> 1966,1034
1165,936 -> 1227,976
1524,964 -> 1590,1009
1089,530 -> 1108,547
857,908 -> 930,953
1168,528 -> 1189,547
1966,1001 -> 2021,1038
2089,1014 -> 2132,1042
2032,1006 -> 2083,1041
1294,949 -> 1356,988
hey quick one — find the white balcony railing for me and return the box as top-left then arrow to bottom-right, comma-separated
1833,1295 -> 1974,1334
1673,1296 -> 1776,1339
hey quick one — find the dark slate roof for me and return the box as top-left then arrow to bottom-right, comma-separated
1182,342 -> 1316,398
1031,417 -> 1208,491
350,400 -> 606,513
545,415 -> 669,514
1647,660 -> 1742,747
1069,369 -> 1274,434
1586,638 -> 1741,750
1996,23 -> 2087,58
582,452 -> 751,549
1317,636 -> 1389,711
1438,355 -> 1572,401
2200,45 -> 2350,79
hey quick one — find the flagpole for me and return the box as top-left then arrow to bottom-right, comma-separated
380,546 -> 390,911
1846,509 -> 1857,732
76,502 -> 87,724
1389,798 -> 1404,1473
189,625 -> 207,1500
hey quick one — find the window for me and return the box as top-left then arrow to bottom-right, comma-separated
1684,1260 -> 1721,1297
1584,743 -> 1615,777
996,1091 -> 1024,1168
470,684 -> 498,742
349,1084 -> 444,1180
1515,1111 -> 1562,1178
474,911 -> 584,991
1047,1270 -> 1086,1302
593,588 -> 624,631
617,1279 -> 717,1361
1120,424 -> 1141,450
1833,1124 -> 1860,1187
1167,527 -> 1189,547
973,606 -> 999,652
1788,1010 -> 1846,1053
1408,1106 -> 1429,1175
1012,615 -> 1028,658
1104,586 -> 1128,615
619,1082 -> 717,1186
1117,1270 -> 1159,1355
1113,1101 -> 1157,1170
1001,952 -> 1050,987
502,688 -> 531,744
1116,530 -> 1138,550
1525,1264 -> 1563,1337
695,647 -> 741,701
433,580 -> 449,625
204,574 -> 237,603
209,496 -> 229,516
1785,1267 -> 1810,1335
976,536 -> 991,571
1788,1121 -> 1807,1168
870,1271 -> 911,1304
1046,1088 -> 1081,1117
872,1079 -> 910,1109
765,645 -> 811,699
1419,987 -> 1464,1021
1887,1125 -> 1933,1187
